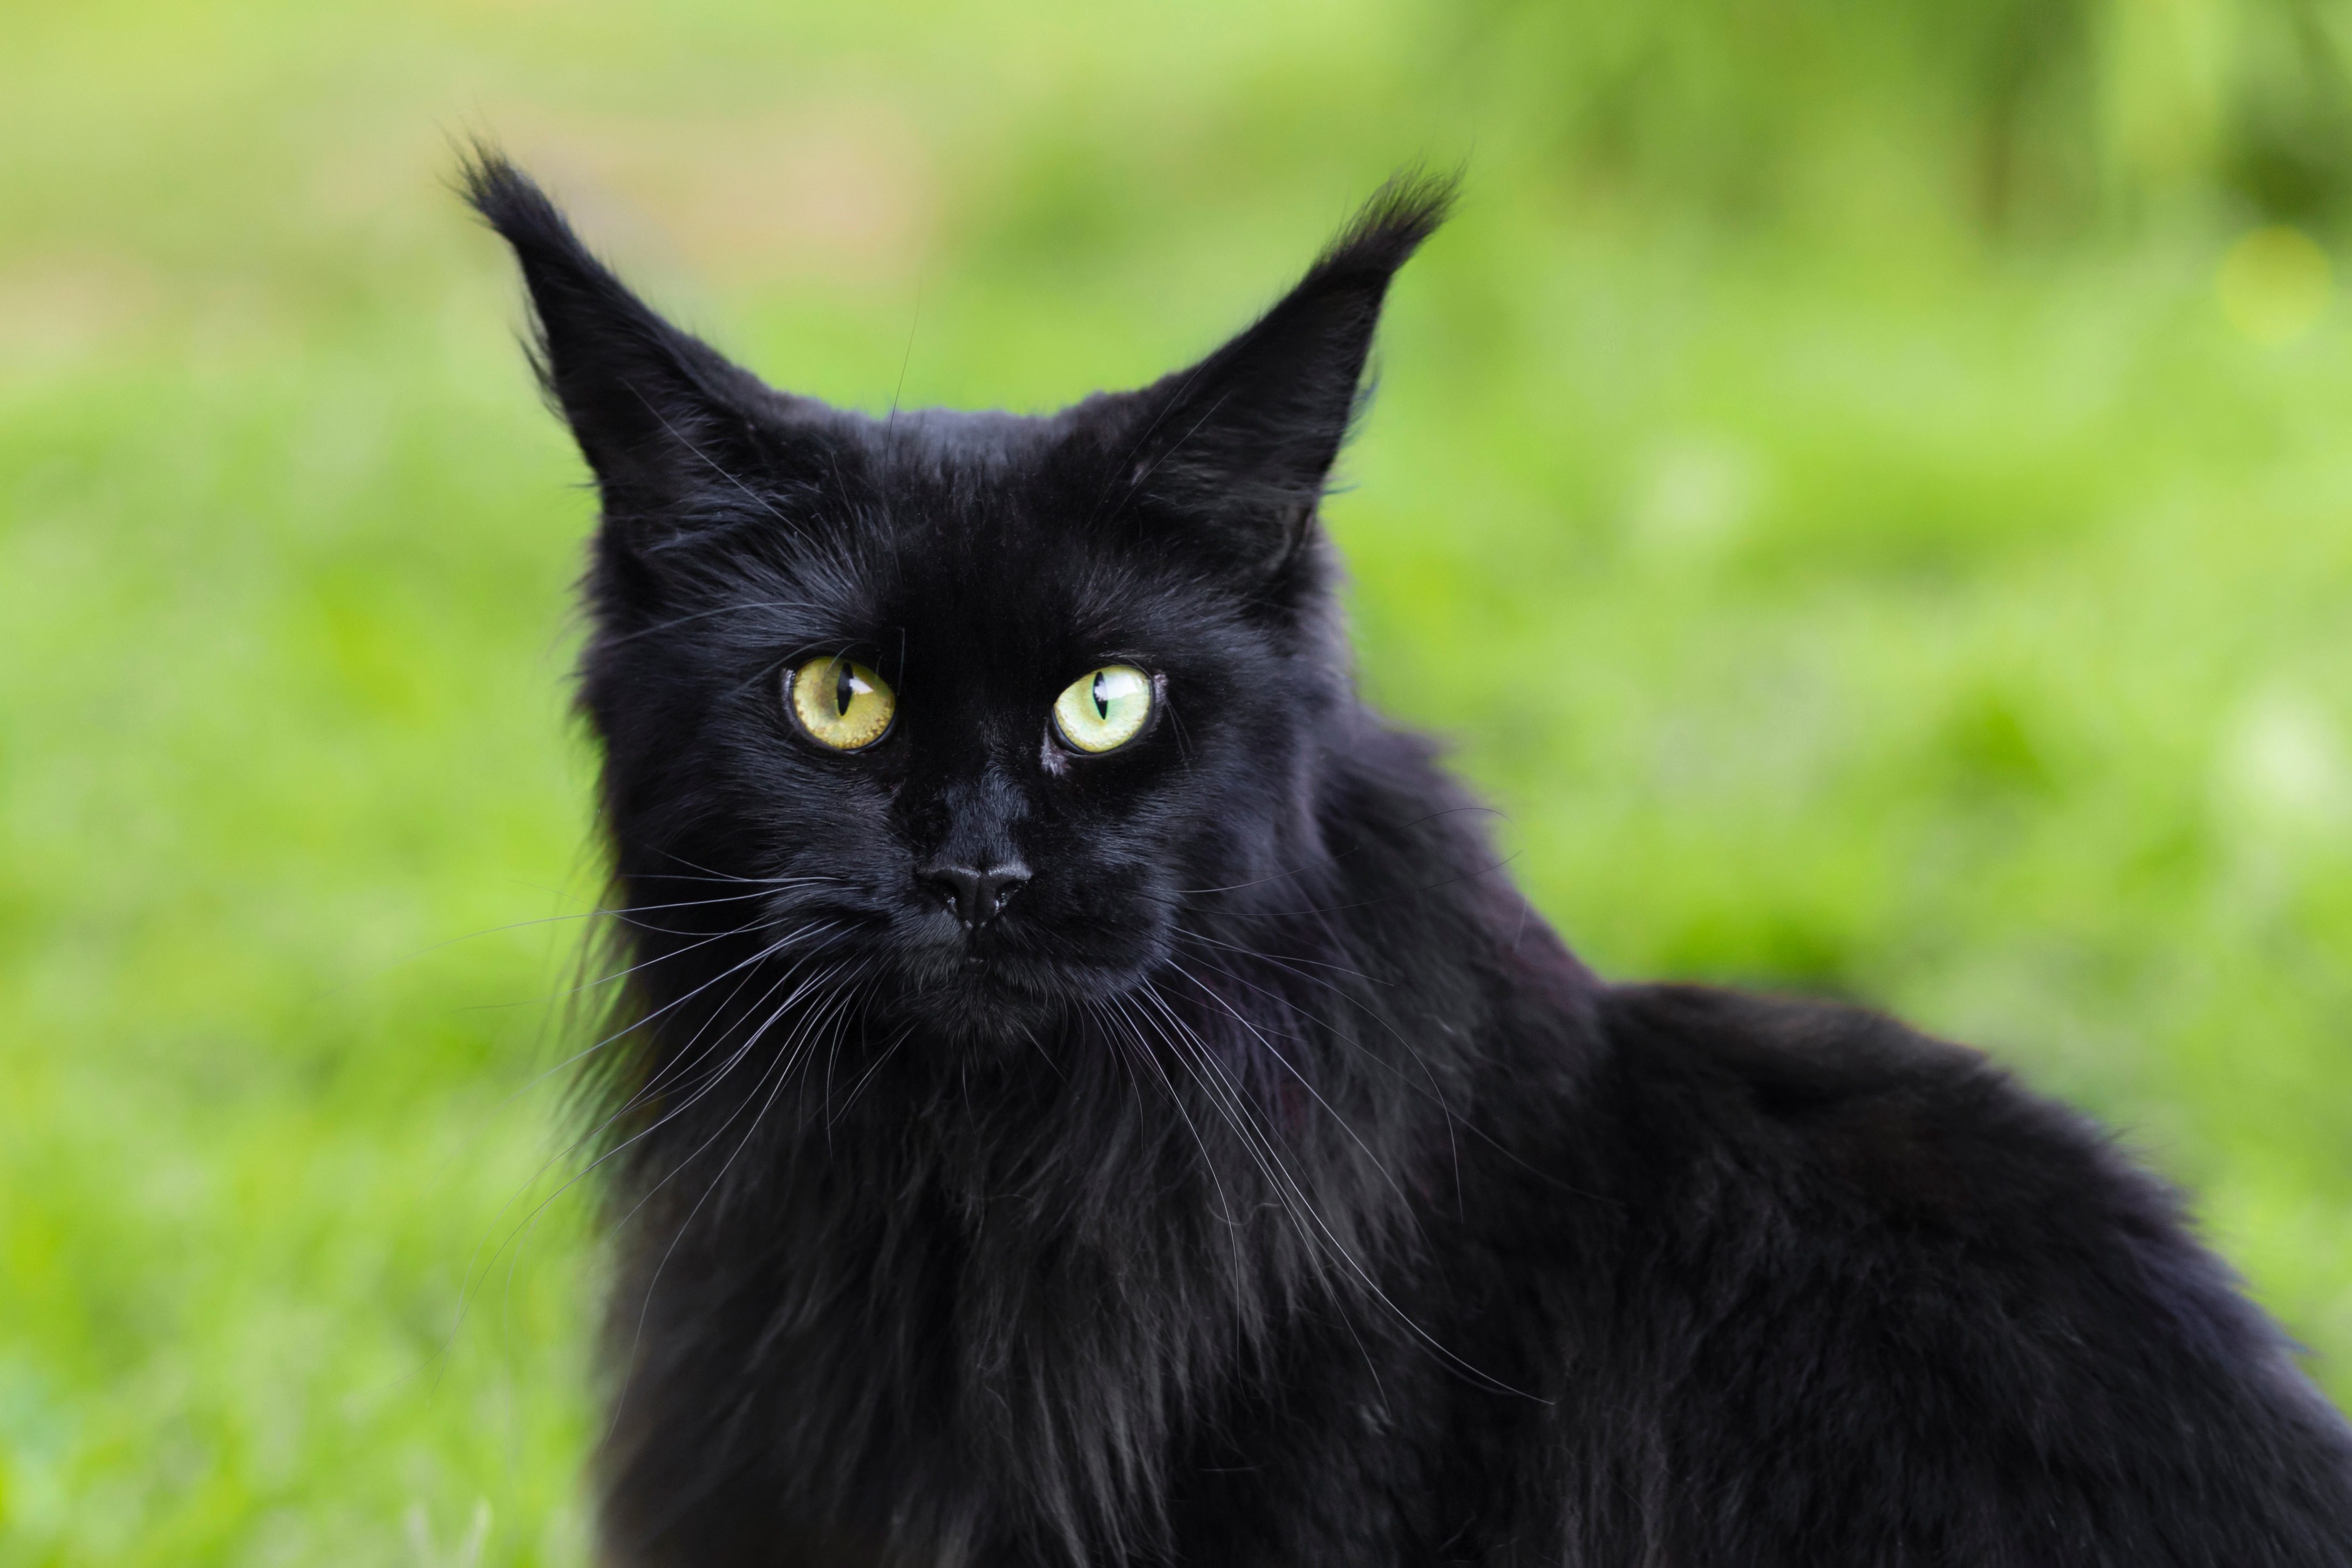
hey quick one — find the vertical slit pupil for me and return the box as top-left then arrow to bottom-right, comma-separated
1092,671 -> 1110,720
835,663 -> 855,718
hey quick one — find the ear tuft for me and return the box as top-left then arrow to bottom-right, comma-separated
1303,169 -> 1458,295
1109,168 -> 1458,575
458,144 -> 779,511
457,145 -> 585,296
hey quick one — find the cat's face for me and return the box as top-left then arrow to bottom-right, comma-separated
595,409 -> 1344,1043
467,156 -> 1448,1045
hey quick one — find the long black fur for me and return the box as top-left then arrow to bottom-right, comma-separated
462,150 -> 2352,1565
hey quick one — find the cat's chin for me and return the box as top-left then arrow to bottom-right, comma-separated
882,955 -> 1079,1048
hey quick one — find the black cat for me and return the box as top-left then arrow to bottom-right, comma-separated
463,152 -> 2352,1566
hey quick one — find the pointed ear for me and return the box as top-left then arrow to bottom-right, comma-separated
460,148 -> 794,515
1110,172 -> 1455,572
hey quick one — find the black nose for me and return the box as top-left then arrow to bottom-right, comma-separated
919,862 -> 1030,929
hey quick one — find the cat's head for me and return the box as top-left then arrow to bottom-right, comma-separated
466,154 -> 1449,1046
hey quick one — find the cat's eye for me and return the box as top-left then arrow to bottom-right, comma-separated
1052,664 -> 1153,753
787,656 -> 895,751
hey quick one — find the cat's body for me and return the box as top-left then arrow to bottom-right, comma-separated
464,155 -> 2352,1565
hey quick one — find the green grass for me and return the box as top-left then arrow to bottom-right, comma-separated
5,2 -> 2351,1561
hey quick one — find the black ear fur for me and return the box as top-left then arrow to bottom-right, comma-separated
459,147 -> 792,517
1115,172 -> 1455,572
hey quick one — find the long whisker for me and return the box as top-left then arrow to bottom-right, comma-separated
1115,387 -> 1237,515
473,903 -> 814,1034
1080,358 -> 1216,531
1171,806 -> 1503,896
1145,979 -> 1397,1408
625,844 -> 849,888
1135,977 -> 1536,1402
1155,961 -> 1419,1224
487,940 -> 843,1360
1092,994 -> 1240,1236
1174,931 -> 1604,1208
523,917 -> 836,1117
381,887 -> 793,981
1122,983 -> 1349,1383
1176,927 -> 1384,987
829,1012 -> 917,1127
598,597 -> 833,650
1142,988 -> 1396,1402
628,385 -> 804,536
611,952 -> 870,1237
448,924 -> 853,1349
581,942 -> 856,1192
1172,931 -> 1465,1219
607,958 -> 879,1439
1206,850 -> 1522,920
1089,992 -> 1255,1362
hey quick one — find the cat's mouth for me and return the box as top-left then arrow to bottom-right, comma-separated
891,958 -> 1061,1043
882,919 -> 1134,1045
865,869 -> 1164,1044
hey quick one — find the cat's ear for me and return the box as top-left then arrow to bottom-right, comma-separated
460,148 -> 806,522
1104,172 -> 1455,575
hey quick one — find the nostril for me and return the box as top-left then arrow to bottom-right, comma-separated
918,863 -> 1030,929
918,867 -> 979,922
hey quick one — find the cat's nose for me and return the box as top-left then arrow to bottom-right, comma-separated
918,861 -> 1030,929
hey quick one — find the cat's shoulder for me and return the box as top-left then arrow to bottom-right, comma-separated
1536,985 -> 2352,1558
1573,982 -> 2324,1435
1587,980 -> 2172,1246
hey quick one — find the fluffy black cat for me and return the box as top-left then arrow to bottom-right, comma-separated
463,152 -> 2352,1566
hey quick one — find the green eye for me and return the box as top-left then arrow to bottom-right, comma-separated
1052,664 -> 1153,753
788,656 -> 895,751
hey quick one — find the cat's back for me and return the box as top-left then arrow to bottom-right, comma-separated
1581,980 -> 2303,1386
1594,981 -> 2145,1247
1490,983 -> 2352,1565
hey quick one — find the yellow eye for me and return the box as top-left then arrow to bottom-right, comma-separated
1053,664 -> 1153,753
788,656 -> 895,751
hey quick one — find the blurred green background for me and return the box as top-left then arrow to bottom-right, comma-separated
5,0 -> 2352,1560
